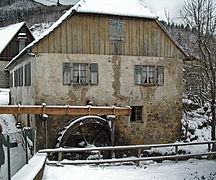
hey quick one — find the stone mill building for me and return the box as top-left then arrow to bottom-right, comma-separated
6,0 -> 187,150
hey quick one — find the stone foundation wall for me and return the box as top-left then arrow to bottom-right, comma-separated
116,101 -> 182,145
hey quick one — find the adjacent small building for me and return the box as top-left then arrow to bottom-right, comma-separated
0,22 -> 34,88
6,0 -> 187,150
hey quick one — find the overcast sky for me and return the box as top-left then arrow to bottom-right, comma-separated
142,0 -> 185,22
35,0 -> 185,23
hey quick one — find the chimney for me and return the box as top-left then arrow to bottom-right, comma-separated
18,33 -> 27,53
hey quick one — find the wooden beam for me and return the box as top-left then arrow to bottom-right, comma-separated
0,105 -> 131,116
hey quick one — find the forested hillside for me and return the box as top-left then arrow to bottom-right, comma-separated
0,0 -> 71,27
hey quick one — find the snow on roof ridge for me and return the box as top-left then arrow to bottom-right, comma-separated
77,0 -> 157,19
0,22 -> 25,54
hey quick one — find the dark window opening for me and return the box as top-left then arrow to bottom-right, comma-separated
130,106 -> 143,122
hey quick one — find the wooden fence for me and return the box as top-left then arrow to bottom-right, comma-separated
39,141 -> 216,166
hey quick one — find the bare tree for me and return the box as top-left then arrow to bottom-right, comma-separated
182,0 -> 216,146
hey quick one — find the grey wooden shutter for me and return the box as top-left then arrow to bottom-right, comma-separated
90,63 -> 98,85
63,63 -> 71,85
110,21 -> 125,41
134,65 -> 141,85
153,66 -> 157,84
157,66 -> 164,85
27,63 -> 31,86
14,70 -> 17,87
118,22 -> 125,41
20,67 -> 23,86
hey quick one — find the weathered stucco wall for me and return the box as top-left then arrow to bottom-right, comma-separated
10,55 -> 36,127
0,61 -> 9,88
31,53 -> 182,147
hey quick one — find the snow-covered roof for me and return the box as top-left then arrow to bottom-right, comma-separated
77,0 -> 157,19
0,22 -> 25,54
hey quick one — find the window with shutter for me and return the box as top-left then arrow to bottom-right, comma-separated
63,63 -> 99,86
134,65 -> 164,86
90,63 -> 98,85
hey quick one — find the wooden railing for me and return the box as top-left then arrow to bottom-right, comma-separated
39,141 -> 216,166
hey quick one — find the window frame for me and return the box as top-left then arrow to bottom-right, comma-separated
130,106 -> 143,123
134,65 -> 164,86
63,62 -> 99,86
72,63 -> 88,85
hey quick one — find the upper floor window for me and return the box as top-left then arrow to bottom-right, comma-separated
63,63 -> 98,85
109,21 -> 125,41
73,63 -> 87,84
134,65 -> 164,86
9,73 -> 13,87
25,63 -> 31,86
14,67 -> 23,87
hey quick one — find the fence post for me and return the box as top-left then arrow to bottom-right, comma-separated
23,130 -> 28,164
58,152 -> 62,161
7,135 -> 11,180
136,149 -> 141,167
175,145 -> 178,163
98,150 -> 101,160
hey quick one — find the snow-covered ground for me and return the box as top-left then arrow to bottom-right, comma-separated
43,159 -> 216,180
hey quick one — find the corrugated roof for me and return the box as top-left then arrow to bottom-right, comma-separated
0,22 -> 25,54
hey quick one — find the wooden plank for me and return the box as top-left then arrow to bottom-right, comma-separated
0,105 -> 131,116
71,16 -> 78,53
61,19 -> 68,54
65,19 -> 72,54
48,32 -> 54,53
54,25 -> 62,53
99,16 -> 105,54
82,15 -> 89,54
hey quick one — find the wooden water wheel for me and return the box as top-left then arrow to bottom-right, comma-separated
56,115 -> 112,160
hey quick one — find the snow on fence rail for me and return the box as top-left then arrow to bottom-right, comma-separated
39,141 -> 216,166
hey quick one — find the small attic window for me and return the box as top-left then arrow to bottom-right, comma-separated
109,21 -> 125,41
